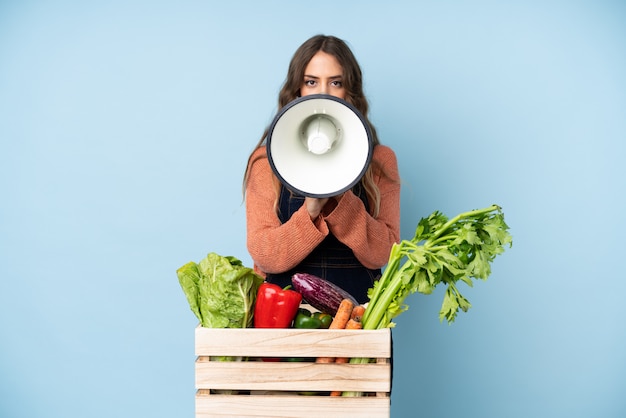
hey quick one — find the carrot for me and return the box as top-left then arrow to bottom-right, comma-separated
328,299 -> 354,329
331,349 -> 352,395
350,305 -> 366,322
344,318 -> 363,329
330,320 -> 361,396
330,318 -> 363,371
316,299 -> 355,364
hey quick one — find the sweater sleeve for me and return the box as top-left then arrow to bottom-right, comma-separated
245,147 -> 329,274
323,145 -> 401,269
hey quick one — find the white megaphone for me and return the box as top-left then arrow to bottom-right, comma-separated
266,94 -> 374,198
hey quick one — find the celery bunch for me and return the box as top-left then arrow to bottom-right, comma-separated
362,204 -> 512,328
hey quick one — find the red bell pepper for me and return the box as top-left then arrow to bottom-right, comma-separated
253,283 -> 302,328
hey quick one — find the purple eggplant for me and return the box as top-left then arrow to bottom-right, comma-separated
291,273 -> 358,316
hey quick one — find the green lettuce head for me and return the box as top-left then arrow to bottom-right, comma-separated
177,253 -> 263,328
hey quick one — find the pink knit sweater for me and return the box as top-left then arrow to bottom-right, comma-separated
246,144 -> 401,276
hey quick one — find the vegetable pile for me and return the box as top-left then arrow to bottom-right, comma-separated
176,204 -> 511,398
177,205 -> 511,330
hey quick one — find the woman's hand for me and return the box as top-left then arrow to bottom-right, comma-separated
305,193 -> 345,220
305,197 -> 329,220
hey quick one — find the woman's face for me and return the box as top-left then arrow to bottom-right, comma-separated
300,51 -> 346,99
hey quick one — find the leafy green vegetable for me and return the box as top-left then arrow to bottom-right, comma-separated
362,204 -> 512,329
341,205 -> 512,397
177,253 -> 264,328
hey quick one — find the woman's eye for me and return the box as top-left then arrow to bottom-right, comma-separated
331,80 -> 343,87
304,80 -> 316,86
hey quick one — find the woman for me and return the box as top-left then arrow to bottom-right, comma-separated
243,35 -> 400,303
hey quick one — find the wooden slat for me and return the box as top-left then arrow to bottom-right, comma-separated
195,327 -> 391,358
195,361 -> 391,392
195,393 -> 390,418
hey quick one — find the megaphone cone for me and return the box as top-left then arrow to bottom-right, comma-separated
266,94 -> 373,198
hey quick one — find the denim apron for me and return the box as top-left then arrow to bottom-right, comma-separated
265,184 -> 381,304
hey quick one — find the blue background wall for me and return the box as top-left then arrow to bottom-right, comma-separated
1,1 -> 624,417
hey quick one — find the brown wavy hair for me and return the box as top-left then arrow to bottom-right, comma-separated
243,35 -> 386,216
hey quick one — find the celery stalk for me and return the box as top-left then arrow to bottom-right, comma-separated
363,204 -> 512,329
342,205 -> 512,397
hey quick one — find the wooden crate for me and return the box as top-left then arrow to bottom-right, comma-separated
195,327 -> 392,418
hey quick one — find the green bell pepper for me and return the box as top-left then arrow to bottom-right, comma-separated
294,308 -> 323,329
313,311 -> 332,329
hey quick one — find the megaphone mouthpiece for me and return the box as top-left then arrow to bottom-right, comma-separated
305,116 -> 338,155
